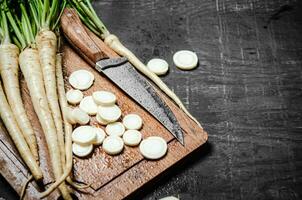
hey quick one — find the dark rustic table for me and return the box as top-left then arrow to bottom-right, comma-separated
1,0 -> 302,199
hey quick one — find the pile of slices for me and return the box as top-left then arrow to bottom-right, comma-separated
67,69 -> 168,160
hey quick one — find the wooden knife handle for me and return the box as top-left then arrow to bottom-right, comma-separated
61,8 -> 108,64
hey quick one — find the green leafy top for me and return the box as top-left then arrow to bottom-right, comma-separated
29,0 -> 67,31
69,0 -> 110,39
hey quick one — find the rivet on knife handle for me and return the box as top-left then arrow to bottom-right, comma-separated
61,8 -> 108,64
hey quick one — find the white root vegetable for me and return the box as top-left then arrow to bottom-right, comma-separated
0,79 -> 42,181
122,114 -> 143,130
69,69 -> 94,90
66,89 -> 83,105
66,107 -> 90,125
79,96 -> 98,115
72,143 -> 93,157
104,34 -> 201,126
36,31 -> 65,167
102,136 -> 124,155
147,58 -> 169,76
93,128 -> 106,145
105,122 -> 125,137
19,49 -> 70,199
72,126 -> 96,145
92,90 -> 116,106
97,104 -> 121,122
139,136 -> 167,160
173,50 -> 198,70
96,114 -> 110,125
123,130 -> 142,146
0,44 -> 39,161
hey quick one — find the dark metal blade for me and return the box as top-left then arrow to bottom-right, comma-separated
95,57 -> 184,145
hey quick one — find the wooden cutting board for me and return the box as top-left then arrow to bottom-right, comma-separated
0,19 -> 208,200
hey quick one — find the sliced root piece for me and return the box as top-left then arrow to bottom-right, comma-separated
79,96 -> 98,115
66,89 -> 83,105
93,128 -> 106,145
72,126 -> 96,145
66,107 -> 90,125
92,90 -> 116,106
96,114 -> 110,125
105,122 -> 125,137
139,136 -> 167,160
69,69 -> 94,90
123,130 -> 142,146
72,143 -> 93,157
173,50 -> 198,70
72,108 -> 90,125
97,105 -> 121,122
122,114 -> 143,130
147,58 -> 169,76
102,136 -> 124,155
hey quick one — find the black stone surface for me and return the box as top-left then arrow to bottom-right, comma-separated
1,0 -> 302,199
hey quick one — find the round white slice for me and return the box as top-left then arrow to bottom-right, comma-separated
96,114 -> 110,125
123,130 -> 142,146
79,96 -> 98,115
123,114 -> 143,130
159,196 -> 179,200
72,126 -> 97,145
93,128 -> 106,145
92,91 -> 117,106
139,136 -> 167,160
97,105 -> 121,122
72,143 -> 93,157
147,58 -> 169,75
105,122 -> 125,137
69,69 -> 94,90
72,108 -> 90,125
173,50 -> 198,70
102,136 -> 124,155
66,89 -> 83,105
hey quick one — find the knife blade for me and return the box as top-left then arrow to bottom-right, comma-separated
61,8 -> 184,144
96,57 -> 184,144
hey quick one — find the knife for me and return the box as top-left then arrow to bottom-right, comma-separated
61,9 -> 184,145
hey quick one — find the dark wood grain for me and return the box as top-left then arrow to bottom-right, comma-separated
1,0 -> 302,199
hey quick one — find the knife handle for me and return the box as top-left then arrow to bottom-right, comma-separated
61,8 -> 108,64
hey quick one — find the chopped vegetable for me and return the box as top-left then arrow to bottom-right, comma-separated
92,90 -> 116,106
92,127 -> 106,145
72,126 -> 97,145
96,114 -> 110,125
97,105 -> 121,122
105,122 -> 125,137
102,136 -> 124,155
122,114 -> 143,130
67,107 -> 90,125
139,136 -> 167,160
173,50 -> 198,70
72,143 -> 93,157
147,58 -> 169,75
123,130 -> 142,146
66,89 -> 83,105
69,69 -> 94,90
79,96 -> 98,115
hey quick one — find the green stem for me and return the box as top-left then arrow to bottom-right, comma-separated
0,9 -> 10,44
73,0 -> 110,38
5,10 -> 26,49
42,0 -> 50,28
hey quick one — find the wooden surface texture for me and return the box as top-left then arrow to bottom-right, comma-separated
1,0 -> 302,199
